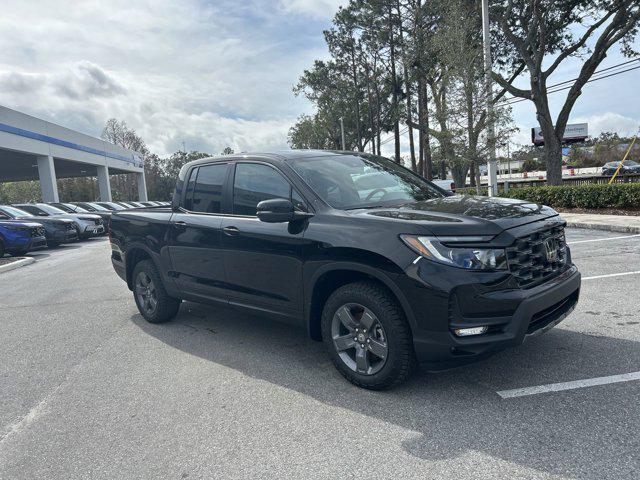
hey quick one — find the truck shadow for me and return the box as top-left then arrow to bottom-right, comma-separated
132,302 -> 640,479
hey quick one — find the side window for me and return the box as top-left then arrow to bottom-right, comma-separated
291,189 -> 307,212
191,164 -> 227,214
183,167 -> 198,211
233,163 -> 291,216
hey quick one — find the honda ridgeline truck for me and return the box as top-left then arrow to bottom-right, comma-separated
109,150 -> 581,389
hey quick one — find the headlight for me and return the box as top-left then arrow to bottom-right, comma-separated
400,235 -> 507,270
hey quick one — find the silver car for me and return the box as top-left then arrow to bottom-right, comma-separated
14,203 -> 104,239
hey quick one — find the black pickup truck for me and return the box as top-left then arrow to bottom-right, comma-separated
109,150 -> 581,389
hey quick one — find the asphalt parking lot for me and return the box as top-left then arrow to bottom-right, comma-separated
1,228 -> 639,479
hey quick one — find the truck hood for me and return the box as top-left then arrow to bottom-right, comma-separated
351,195 -> 560,236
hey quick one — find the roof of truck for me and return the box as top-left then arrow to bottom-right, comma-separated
183,149 -> 359,167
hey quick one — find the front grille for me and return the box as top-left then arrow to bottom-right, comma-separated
65,223 -> 76,231
31,227 -> 46,237
506,225 -> 567,287
94,218 -> 103,225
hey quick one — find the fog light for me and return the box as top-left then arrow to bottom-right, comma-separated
454,326 -> 488,337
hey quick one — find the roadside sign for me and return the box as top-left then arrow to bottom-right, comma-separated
532,123 -> 588,146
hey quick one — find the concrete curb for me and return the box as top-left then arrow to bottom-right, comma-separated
0,257 -> 35,274
565,221 -> 640,234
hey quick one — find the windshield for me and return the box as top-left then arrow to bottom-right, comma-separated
36,204 -> 67,215
86,202 -> 109,211
289,154 -> 443,209
104,203 -> 126,210
63,203 -> 89,213
0,206 -> 33,218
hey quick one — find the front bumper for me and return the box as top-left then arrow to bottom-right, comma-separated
402,262 -> 581,370
6,235 -> 48,253
50,229 -> 79,243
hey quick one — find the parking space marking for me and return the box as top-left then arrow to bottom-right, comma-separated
568,234 -> 640,245
569,233 -> 640,245
497,371 -> 640,399
582,270 -> 640,281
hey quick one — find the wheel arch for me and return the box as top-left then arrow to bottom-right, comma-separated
124,244 -> 157,290
305,262 -> 417,341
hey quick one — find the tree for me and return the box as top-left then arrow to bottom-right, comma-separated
221,147 -> 235,155
491,0 -> 640,185
101,118 -> 149,200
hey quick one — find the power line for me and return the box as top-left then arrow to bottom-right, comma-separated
497,59 -> 640,107
377,58 -> 639,147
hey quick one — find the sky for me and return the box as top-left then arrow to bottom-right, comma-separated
0,0 -> 638,158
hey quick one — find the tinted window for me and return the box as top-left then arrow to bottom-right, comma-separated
191,164 -> 228,214
233,163 -> 291,216
18,205 -> 46,216
289,154 -> 443,209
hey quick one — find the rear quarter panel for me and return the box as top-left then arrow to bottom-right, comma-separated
110,209 -> 178,295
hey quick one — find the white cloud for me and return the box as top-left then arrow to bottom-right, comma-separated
0,0 -> 322,156
278,0 -> 345,19
573,112 -> 640,138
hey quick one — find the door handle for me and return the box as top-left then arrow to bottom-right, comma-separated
223,226 -> 240,236
174,221 -> 188,230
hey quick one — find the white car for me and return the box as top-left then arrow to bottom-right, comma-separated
14,203 -> 105,239
431,179 -> 456,193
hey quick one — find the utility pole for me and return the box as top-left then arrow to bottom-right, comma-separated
481,0 -> 498,197
339,117 -> 346,150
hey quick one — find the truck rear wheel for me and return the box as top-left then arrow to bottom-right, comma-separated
132,260 -> 181,323
321,281 -> 416,390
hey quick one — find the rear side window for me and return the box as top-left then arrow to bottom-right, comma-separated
233,163 -> 291,216
190,164 -> 227,213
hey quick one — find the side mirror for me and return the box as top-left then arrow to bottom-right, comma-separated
257,198 -> 313,223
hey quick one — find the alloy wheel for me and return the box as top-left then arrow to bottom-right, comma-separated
331,303 -> 389,375
136,271 -> 158,315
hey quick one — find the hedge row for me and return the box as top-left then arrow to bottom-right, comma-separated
456,183 -> 640,209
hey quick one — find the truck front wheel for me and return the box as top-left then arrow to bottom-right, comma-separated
132,260 -> 181,323
321,281 -> 417,390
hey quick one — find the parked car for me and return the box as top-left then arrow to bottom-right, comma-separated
51,202 -> 111,231
14,203 -> 104,239
109,150 -> 581,390
117,201 -> 145,208
431,179 -> 456,193
96,202 -> 128,211
0,205 -> 78,246
601,160 -> 640,175
0,219 -> 47,257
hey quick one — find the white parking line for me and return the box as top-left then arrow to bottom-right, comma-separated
568,234 -> 640,245
497,371 -> 640,399
582,271 -> 640,281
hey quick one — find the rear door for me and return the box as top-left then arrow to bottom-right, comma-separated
220,161 -> 309,321
167,162 -> 230,304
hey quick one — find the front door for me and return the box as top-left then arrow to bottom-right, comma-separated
167,162 -> 230,304
221,162 -> 309,321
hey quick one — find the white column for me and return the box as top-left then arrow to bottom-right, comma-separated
137,170 -> 148,201
37,155 -> 59,202
96,165 -> 112,201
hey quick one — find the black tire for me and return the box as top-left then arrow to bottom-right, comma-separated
48,242 -> 59,248
0,240 -> 5,258
9,250 -> 28,257
132,260 -> 181,324
321,281 -> 416,390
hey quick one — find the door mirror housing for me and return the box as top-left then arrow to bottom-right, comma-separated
257,198 -> 313,223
